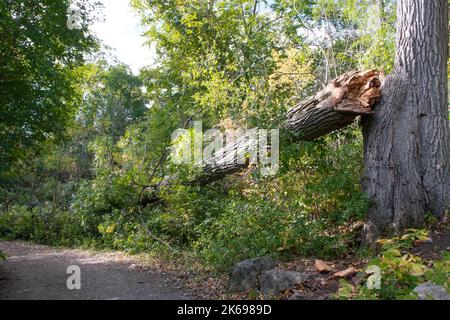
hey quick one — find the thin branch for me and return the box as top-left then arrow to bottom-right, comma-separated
292,5 -> 331,85
137,210 -> 181,255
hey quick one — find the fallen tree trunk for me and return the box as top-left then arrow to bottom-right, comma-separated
195,70 -> 382,185
140,70 -> 382,204
285,70 -> 381,140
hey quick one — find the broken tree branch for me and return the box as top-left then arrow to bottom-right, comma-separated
194,70 -> 381,185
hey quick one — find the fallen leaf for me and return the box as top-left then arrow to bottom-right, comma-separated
334,267 -> 358,278
315,260 -> 332,273
410,263 -> 427,277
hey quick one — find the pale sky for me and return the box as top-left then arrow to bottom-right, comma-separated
91,0 -> 156,74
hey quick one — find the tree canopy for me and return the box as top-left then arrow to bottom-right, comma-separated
0,0 -> 99,175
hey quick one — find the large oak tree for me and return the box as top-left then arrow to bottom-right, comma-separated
190,0 -> 450,241
138,0 -> 449,243
361,0 -> 450,242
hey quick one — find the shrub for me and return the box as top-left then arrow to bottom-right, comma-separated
335,229 -> 450,300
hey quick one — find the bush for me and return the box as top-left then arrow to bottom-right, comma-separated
335,229 -> 450,300
0,205 -> 83,246
0,126 -> 370,274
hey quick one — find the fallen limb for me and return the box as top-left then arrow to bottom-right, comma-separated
140,70 -> 381,202
194,70 -> 381,185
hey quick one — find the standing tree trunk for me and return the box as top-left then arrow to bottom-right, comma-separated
361,0 -> 450,243
376,0 -> 384,27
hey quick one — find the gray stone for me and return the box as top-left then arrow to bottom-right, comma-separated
260,269 -> 311,297
288,292 -> 307,300
288,292 -> 328,300
228,257 -> 276,292
413,283 -> 449,300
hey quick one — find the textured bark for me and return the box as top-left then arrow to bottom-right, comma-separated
199,129 -> 260,185
285,70 -> 381,140
361,0 -> 450,243
196,70 -> 381,185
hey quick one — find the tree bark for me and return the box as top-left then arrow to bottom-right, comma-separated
195,70 -> 381,185
361,0 -> 450,243
376,0 -> 384,27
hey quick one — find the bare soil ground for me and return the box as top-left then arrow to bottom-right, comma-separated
1,228 -> 448,300
0,241 -> 194,300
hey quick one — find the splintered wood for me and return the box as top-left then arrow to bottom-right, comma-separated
332,70 -> 382,114
285,70 -> 382,141
178,70 -> 383,186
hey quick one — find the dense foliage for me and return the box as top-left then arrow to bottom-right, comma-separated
2,0 -> 425,277
0,0 -> 100,175
336,229 -> 450,300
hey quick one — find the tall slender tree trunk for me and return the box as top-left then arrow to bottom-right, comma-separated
361,0 -> 450,243
376,0 -> 384,26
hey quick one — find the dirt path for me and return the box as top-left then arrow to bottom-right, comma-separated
0,241 -> 194,300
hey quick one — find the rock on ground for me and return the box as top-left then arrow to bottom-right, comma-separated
228,257 -> 276,292
413,283 -> 449,300
260,269 -> 311,297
